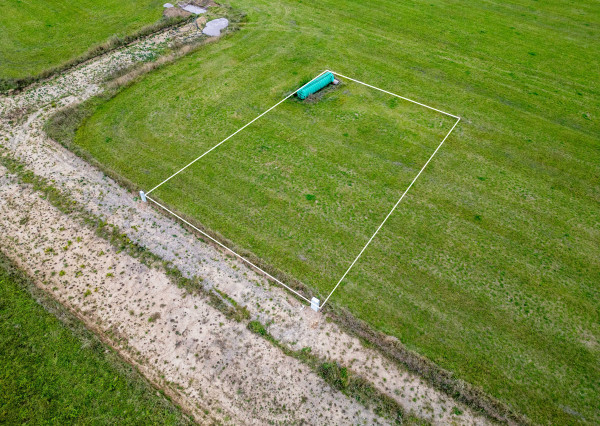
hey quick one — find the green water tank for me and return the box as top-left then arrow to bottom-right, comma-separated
297,72 -> 335,99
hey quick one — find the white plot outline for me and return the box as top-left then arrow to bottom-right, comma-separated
145,195 -> 312,304
143,69 -> 460,310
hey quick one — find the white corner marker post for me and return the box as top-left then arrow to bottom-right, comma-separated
310,297 -> 320,312
139,191 -> 147,202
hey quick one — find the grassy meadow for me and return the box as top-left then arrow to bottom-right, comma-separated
79,79 -> 457,296
0,0 -> 164,86
71,0 -> 599,423
0,255 -> 189,424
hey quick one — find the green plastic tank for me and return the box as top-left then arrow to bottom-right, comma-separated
297,72 -> 335,99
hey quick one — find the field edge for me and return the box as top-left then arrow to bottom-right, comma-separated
0,15 -> 191,95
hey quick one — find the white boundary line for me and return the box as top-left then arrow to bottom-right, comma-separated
142,69 -> 460,310
320,115 -> 460,308
329,71 -> 459,119
145,69 -> 330,196
145,195 -> 312,304
320,71 -> 461,308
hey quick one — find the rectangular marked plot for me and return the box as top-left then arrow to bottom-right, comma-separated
151,80 -> 455,296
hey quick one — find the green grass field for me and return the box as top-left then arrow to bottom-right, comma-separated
79,78 -> 457,296
0,0 -> 163,83
0,255 -> 189,424
70,0 -> 599,423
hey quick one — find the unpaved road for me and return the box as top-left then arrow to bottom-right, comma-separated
0,21 -> 488,425
0,166 -> 386,424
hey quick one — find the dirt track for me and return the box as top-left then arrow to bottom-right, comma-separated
0,22 -> 488,425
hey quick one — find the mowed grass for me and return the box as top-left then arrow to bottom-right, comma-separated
0,0 -> 163,81
72,0 -> 599,423
0,255 -> 189,424
80,80 -> 455,294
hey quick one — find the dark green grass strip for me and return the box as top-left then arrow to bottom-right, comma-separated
0,253 -> 191,424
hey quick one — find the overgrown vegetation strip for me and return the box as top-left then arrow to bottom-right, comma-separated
328,306 -> 528,425
246,320 -> 409,425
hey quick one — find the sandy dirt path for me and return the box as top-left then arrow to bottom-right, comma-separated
0,20 -> 489,425
0,166 -> 389,424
